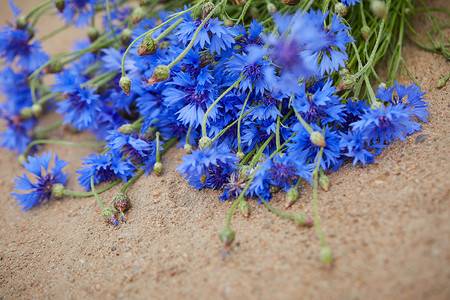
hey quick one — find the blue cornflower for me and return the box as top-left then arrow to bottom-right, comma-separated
266,154 -> 314,191
77,152 -> 136,191
59,0 -> 97,27
376,81 -> 429,123
106,131 -> 152,162
176,144 -> 238,190
226,45 -> 277,96
340,130 -> 375,166
250,91 -> 284,121
11,152 -> 68,210
235,19 -> 264,48
341,0 -> 361,5
0,114 -> 34,154
351,103 -> 422,144
0,27 -> 49,71
0,67 -> 34,114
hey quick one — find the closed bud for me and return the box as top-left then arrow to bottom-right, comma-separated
294,213 -> 313,227
18,154 -> 27,165
54,0 -> 65,13
370,1 -> 387,19
117,123 -> 135,134
224,19 -> 234,27
339,68 -> 350,77
338,75 -> 356,91
202,2 -> 215,19
113,192 -> 131,213
285,188 -> 299,208
282,0 -> 300,5
199,51 -> 215,67
137,35 -> 158,56
361,25 -> 370,40
16,15 -> 28,30
119,76 -> 131,95
102,207 -> 118,226
51,183 -> 65,198
236,151 -> 244,161
238,200 -> 250,217
378,82 -> 388,90
310,131 -> 326,147
266,2 -> 277,14
219,227 -> 235,249
184,144 -> 192,154
20,107 -> 33,121
159,41 -> 170,50
131,6 -> 146,24
120,28 -> 132,46
320,247 -> 334,268
198,136 -> 212,149
45,60 -> 63,74
87,27 -> 99,42
319,174 -> 331,191
148,65 -> 170,85
334,3 -> 347,16
31,103 -> 43,118
200,173 -> 207,184
154,162 -> 163,176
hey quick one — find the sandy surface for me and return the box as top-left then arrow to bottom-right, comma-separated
0,1 -> 449,299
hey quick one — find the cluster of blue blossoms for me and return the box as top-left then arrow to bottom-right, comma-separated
1,0 -> 428,214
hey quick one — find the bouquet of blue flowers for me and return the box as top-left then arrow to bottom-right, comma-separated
1,0 -> 446,266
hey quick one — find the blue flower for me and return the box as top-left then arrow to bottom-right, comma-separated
59,0 -> 97,27
340,130 -> 375,166
77,152 -> 136,191
0,114 -> 35,154
341,0 -> 361,6
11,152 -> 68,210
266,153 -> 314,191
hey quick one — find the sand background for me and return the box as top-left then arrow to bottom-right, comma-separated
0,0 -> 449,299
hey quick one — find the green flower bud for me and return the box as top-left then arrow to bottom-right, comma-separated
45,60 -> 63,74
285,188 -> 299,208
159,41 -> 170,50
131,6 -> 146,24
282,0 -> 300,5
117,123 -> 135,135
334,3 -> 347,16
266,2 -> 277,14
19,107 -> 33,121
219,227 -> 235,249
238,200 -> 250,218
18,154 -> 27,165
338,74 -> 356,91
16,15 -> 28,30
339,68 -> 350,77
199,51 -> 215,67
200,173 -> 207,184
120,28 -> 132,46
198,136 -> 212,149
51,183 -> 65,198
148,65 -> 170,85
137,35 -> 158,56
184,144 -> 192,154
202,2 -> 215,19
102,207 -> 118,226
31,103 -> 43,118
378,82 -> 388,90
319,174 -> 331,192
236,151 -> 244,161
370,1 -> 387,19
320,247 -> 333,268
294,213 -> 313,227
361,25 -> 370,40
113,192 -> 131,213
223,18 -> 234,27
154,162 -> 163,176
54,0 -> 65,13
87,27 -> 99,42
119,76 -> 131,96
310,131 -> 326,147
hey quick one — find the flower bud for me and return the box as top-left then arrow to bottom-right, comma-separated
139,0 -> 151,6
184,144 -> 192,154
224,19 -> 234,27
117,123 -> 135,134
236,151 -> 244,161
45,60 -> 63,74
18,154 -> 27,165
198,136 -> 212,149
31,103 -> 43,118
202,2 -> 215,19
87,27 -> 99,42
199,51 -> 215,67
120,28 -> 132,46
320,246 -> 333,268
310,131 -> 326,147
20,107 -> 33,121
219,227 -> 235,249
437,76 -> 449,89
339,68 -> 350,77
200,173 -> 207,184
159,41 -> 170,50
16,15 -> 28,30
319,174 -> 331,192
378,82 -> 388,90
285,188 -> 299,208
102,207 -> 118,226
137,35 -> 158,56
338,75 -> 356,91
113,193 -> 131,213
51,183 -> 65,198
154,162 -> 163,176
282,0 -> 300,5
148,65 -> 170,85
294,213 -> 313,227
370,1 -> 387,19
119,76 -> 131,95
266,2 -> 277,14
54,0 -> 65,13
334,3 -> 347,16
131,6 -> 146,24
361,25 -> 370,40
238,200 -> 250,217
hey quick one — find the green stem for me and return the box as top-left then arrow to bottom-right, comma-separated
226,173 -> 255,229
91,175 -> 105,209
259,195 -> 295,220
120,169 -> 145,194
156,132 -> 161,163
237,91 -> 252,154
39,23 -> 72,42
293,107 -> 314,135
236,0 -> 252,25
63,179 -> 121,197
155,18 -> 184,43
24,139 -> 106,158
105,0 -> 117,40
312,147 -> 327,247
33,120 -> 63,139
275,102 -> 283,150
202,76 -> 244,138
25,0 -> 52,20
185,125 -> 193,146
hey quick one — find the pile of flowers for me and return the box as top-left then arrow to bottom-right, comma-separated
1,0 -> 438,266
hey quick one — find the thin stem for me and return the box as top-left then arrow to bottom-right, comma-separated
312,147 -> 327,247
293,107 -> 314,135
226,173 -> 255,229
39,23 -> 72,42
237,91 -> 252,154
155,132 -> 161,163
24,139 -> 106,158
33,120 -> 63,138
185,125 -> 193,146
259,196 -> 295,220
91,175 -> 105,209
236,0 -> 252,25
63,179 -> 121,197
155,18 -> 184,43
120,169 -> 145,194
25,0 -> 52,20
105,0 -> 117,40
276,102 -> 283,150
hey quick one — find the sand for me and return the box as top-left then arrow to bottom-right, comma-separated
0,0 -> 449,299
